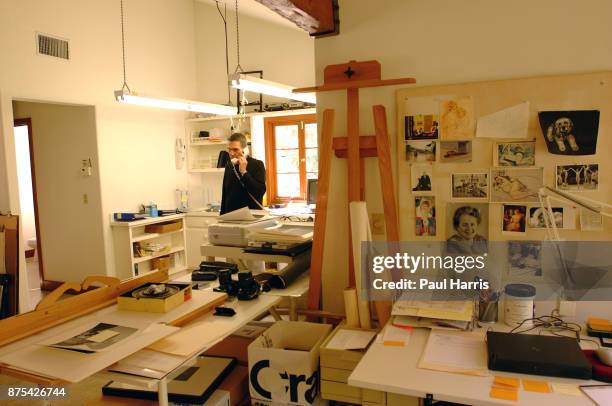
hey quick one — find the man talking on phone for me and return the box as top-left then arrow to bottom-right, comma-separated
220,133 -> 266,214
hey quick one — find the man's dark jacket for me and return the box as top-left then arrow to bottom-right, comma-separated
220,156 -> 266,214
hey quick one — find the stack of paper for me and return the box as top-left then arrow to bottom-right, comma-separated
392,300 -> 474,330
418,329 -> 488,376
249,224 -> 313,244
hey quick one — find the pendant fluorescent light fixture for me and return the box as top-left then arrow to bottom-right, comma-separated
114,90 -> 236,115
230,73 -> 316,104
229,0 -> 315,106
114,0 -> 235,116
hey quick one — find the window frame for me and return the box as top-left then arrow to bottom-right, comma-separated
264,114 -> 317,203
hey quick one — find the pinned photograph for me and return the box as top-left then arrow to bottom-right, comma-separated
507,241 -> 542,280
405,114 -> 439,140
405,140 -> 436,162
490,167 -> 543,203
556,164 -> 598,191
451,173 -> 488,200
415,196 -> 436,236
411,164 -> 433,194
440,141 -> 472,163
528,206 -> 563,228
503,205 -> 527,233
446,203 -> 488,254
495,141 -> 535,167
581,207 -> 604,231
538,110 -> 599,155
439,97 -> 475,140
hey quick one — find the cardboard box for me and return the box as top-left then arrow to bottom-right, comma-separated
319,323 -> 380,404
117,282 -> 192,313
251,396 -> 327,406
248,321 -> 332,405
387,392 -> 419,406
320,380 -> 361,403
319,324 -> 377,371
150,255 -> 171,271
144,219 -> 183,234
218,365 -> 249,406
205,335 -> 257,366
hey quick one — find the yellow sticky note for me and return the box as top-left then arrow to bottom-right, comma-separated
523,379 -> 551,393
494,376 -> 520,388
490,386 -> 518,401
551,383 -> 583,397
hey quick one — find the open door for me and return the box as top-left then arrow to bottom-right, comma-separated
13,118 -> 44,294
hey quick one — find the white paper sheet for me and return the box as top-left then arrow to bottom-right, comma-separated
326,329 -> 377,350
419,330 -> 488,376
580,385 -> 612,405
218,206 -> 255,221
581,207 -> 604,231
109,348 -> 186,378
476,102 -> 530,139
0,323 -> 179,382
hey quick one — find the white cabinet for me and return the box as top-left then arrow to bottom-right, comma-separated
111,214 -> 188,280
185,212 -> 218,268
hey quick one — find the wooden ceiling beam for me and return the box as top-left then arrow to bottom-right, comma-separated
255,0 -> 339,37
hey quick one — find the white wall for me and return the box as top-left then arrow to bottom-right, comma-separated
13,101 -> 107,281
194,0 -> 315,105
314,0 -> 612,314
0,0 -> 198,283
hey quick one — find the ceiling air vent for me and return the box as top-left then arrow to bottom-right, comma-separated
36,33 -> 69,60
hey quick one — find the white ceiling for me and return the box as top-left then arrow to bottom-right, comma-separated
197,0 -> 301,31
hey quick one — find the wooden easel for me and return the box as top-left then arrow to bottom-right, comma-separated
294,60 -> 416,326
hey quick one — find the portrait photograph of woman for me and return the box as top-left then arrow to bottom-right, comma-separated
446,203 -> 489,254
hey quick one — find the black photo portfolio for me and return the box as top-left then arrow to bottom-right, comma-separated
487,331 -> 592,379
102,355 -> 236,404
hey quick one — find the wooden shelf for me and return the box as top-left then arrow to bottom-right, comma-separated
189,168 -> 224,173
133,246 -> 185,264
132,229 -> 184,243
190,139 -> 228,146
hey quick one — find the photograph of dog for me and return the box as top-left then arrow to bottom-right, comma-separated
538,110 -> 599,155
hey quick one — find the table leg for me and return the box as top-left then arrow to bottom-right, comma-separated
158,378 -> 169,406
289,298 -> 298,321
268,307 -> 282,321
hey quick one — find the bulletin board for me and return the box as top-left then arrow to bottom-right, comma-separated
395,71 -> 612,242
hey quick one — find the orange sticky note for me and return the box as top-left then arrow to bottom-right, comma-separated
490,386 -> 518,401
588,317 -> 612,332
494,376 -> 520,388
522,379 -> 551,393
382,340 -> 405,347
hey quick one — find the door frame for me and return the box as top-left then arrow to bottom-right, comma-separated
13,118 -> 48,290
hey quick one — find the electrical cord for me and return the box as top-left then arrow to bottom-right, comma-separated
215,1 -> 232,105
119,0 -> 131,93
226,159 -> 268,211
509,311 -> 600,348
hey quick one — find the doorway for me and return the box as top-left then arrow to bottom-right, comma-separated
13,118 -> 44,306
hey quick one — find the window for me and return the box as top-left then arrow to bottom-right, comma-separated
264,114 -> 317,203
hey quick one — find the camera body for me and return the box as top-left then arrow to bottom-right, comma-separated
214,270 -> 260,301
